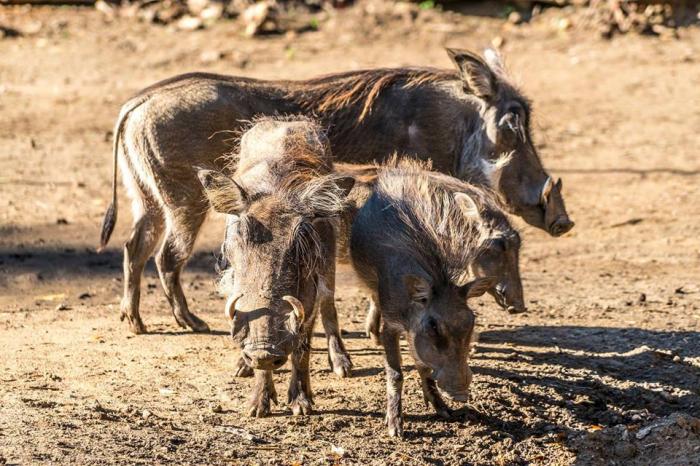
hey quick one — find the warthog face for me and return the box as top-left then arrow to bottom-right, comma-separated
404,276 -> 494,402
448,49 -> 574,237
473,230 -> 525,314
198,168 -> 353,371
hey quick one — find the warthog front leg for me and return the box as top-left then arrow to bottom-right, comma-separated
318,274 -> 352,378
364,293 -> 382,346
288,322 -> 314,415
381,327 -> 403,438
155,211 -> 210,333
417,366 -> 452,419
248,369 -> 277,418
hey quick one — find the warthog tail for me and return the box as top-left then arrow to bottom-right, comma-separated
97,97 -> 146,252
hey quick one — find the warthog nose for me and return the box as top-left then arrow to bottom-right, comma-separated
242,348 -> 287,370
506,305 -> 527,314
549,217 -> 575,237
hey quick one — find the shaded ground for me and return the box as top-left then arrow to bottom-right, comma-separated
1,3 -> 700,465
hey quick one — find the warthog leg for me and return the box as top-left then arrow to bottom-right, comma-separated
364,294 -> 382,346
155,210 -> 210,333
121,205 -> 164,334
317,271 -> 352,378
233,354 -> 254,377
382,327 -> 404,438
288,321 -> 314,416
417,366 -> 452,419
248,369 -> 277,418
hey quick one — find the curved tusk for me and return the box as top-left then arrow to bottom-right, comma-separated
282,295 -> 305,323
225,294 -> 242,321
540,176 -> 553,205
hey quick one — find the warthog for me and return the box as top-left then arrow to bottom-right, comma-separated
349,158 -> 510,437
198,117 -> 355,416
335,160 -> 525,344
99,48 -> 572,334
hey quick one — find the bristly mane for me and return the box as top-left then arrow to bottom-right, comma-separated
375,157 -> 507,284
224,116 -> 348,275
287,68 -> 459,123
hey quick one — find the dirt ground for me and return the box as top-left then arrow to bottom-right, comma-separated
1,3 -> 700,465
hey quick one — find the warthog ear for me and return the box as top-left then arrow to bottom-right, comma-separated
404,274 -> 432,306
460,276 -> 497,300
196,168 -> 247,215
454,192 -> 480,219
556,178 -> 563,191
446,48 -> 497,101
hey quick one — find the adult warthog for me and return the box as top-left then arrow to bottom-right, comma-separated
198,117 -> 355,416
99,48 -> 572,334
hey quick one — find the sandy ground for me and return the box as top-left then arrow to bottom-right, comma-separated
1,3 -> 700,465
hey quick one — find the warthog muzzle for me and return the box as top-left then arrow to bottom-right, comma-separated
548,215 -> 575,237
242,345 -> 288,370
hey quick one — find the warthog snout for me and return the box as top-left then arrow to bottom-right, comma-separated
434,367 -> 472,403
241,347 -> 288,371
494,283 -> 526,314
548,215 -> 575,237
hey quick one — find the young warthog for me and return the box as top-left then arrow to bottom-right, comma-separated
349,159 -> 509,437
99,48 -> 572,334
335,161 -> 525,345
198,117 -> 354,416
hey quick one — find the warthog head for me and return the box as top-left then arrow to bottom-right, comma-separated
447,48 -> 574,237
453,192 -> 525,314
200,169 -> 353,370
405,275 -> 495,402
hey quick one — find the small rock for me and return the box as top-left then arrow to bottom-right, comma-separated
200,4 -> 224,23
56,218 -> 69,225
55,303 -> 70,311
95,0 -> 116,18
508,11 -> 523,25
211,404 -> 223,414
177,15 -> 203,31
491,36 -> 505,49
78,292 -> 92,300
200,49 -> 223,63
142,409 -> 152,419
187,0 -> 210,15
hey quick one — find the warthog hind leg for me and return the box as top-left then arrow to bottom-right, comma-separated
248,369 -> 277,418
365,294 -> 382,346
121,202 -> 164,334
233,354 -> 254,377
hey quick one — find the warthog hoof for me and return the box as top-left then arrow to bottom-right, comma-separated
248,388 -> 277,418
120,311 -> 147,335
234,356 -> 254,378
328,350 -> 353,378
174,311 -> 210,333
386,414 -> 404,438
289,392 -> 313,416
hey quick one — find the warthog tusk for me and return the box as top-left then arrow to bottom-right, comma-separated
225,294 -> 242,320
282,295 -> 305,323
540,176 -> 553,205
